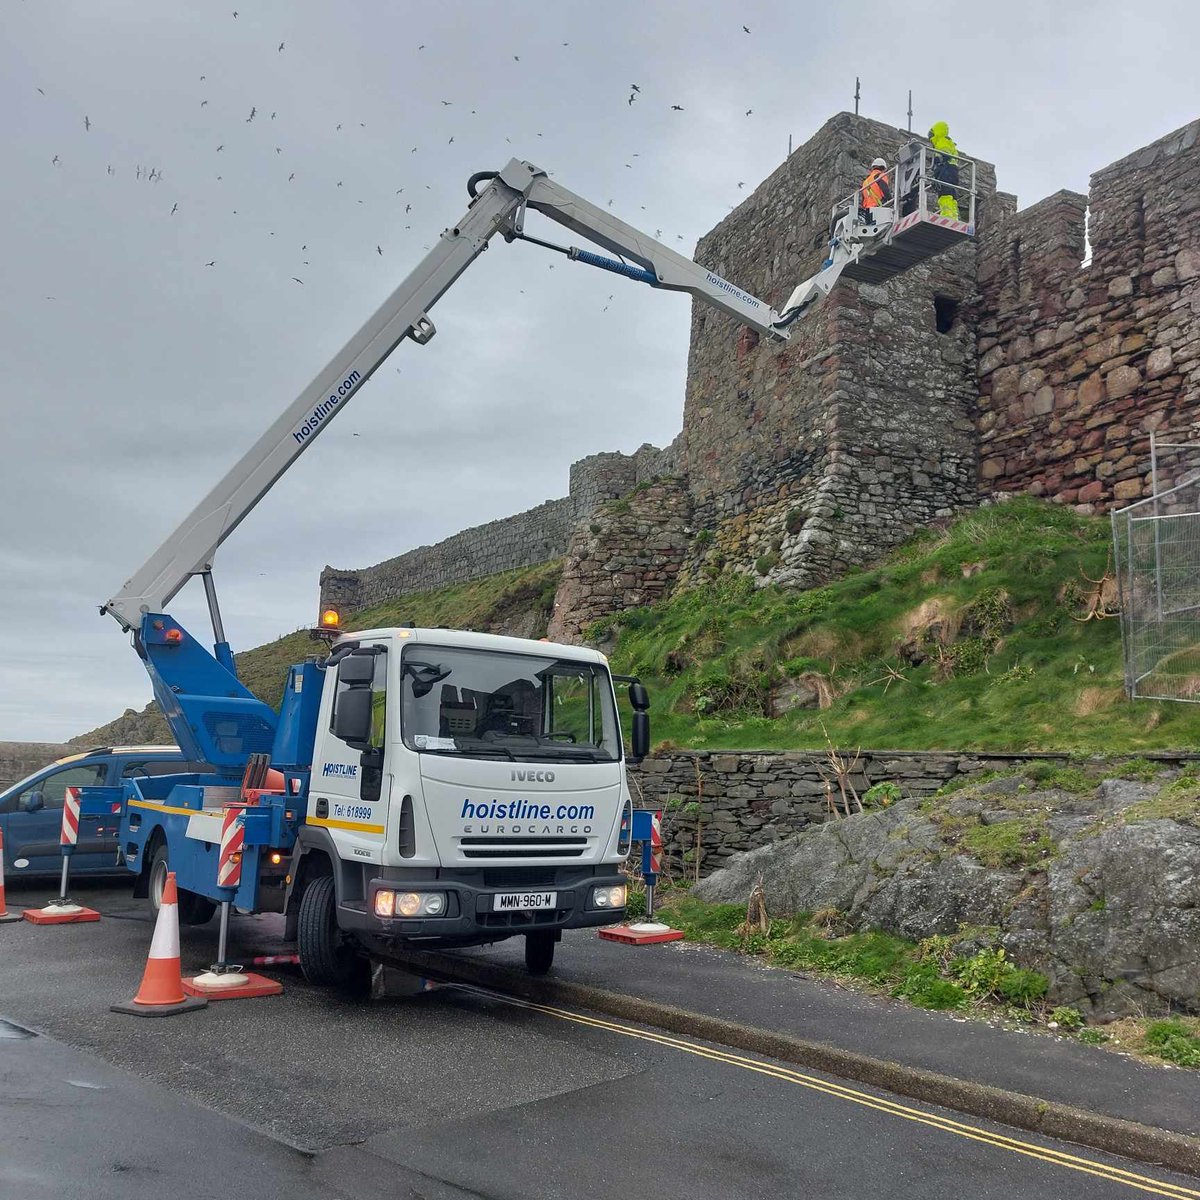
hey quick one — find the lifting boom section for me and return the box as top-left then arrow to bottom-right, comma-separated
102,158 -> 788,635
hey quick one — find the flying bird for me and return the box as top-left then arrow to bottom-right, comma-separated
232,9 -> 237,16
448,135 -> 454,143
743,24 -> 751,32
170,202 -> 178,214
84,116 -> 90,131
271,111 -> 276,119
51,155 -> 60,166
418,43 -> 425,49
246,106 -> 256,122
201,100 -> 208,107
37,87 -> 45,95
441,100 -> 452,106
288,172 -> 295,181
631,84 -> 640,92
336,180 -> 343,187
737,181 -> 745,189
278,41 -> 284,51
405,203 -> 411,213
292,277 -> 305,284
200,75 -> 206,81
745,109 -> 753,116
671,104 -> 684,111
336,123 -> 342,130
513,54 -> 519,61
107,164 -> 114,175
275,147 -> 282,153
205,260 -> 216,266
628,93 -> 635,106
216,143 -> 224,151
376,245 -> 382,255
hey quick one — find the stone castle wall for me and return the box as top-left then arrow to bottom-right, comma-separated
976,119 -> 1200,508
0,742 -> 68,792
318,445 -> 675,615
678,114 -> 1000,588
547,478 -> 692,643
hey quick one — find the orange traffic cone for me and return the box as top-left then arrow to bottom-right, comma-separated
111,872 -> 207,1017
0,830 -> 22,923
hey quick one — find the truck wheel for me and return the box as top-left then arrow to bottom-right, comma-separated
147,843 -> 217,926
297,875 -> 364,991
525,930 -> 557,976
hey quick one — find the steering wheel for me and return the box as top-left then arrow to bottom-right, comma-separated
544,732 -> 578,743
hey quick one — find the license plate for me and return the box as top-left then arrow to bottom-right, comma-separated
493,891 -> 557,912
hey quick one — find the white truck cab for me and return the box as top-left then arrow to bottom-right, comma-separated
288,627 -> 638,977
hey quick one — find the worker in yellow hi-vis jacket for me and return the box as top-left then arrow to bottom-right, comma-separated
928,121 -> 960,219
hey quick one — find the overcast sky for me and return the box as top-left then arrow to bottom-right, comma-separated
2,1 -> 1197,741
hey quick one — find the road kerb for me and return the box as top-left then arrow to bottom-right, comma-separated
394,947 -> 1200,1180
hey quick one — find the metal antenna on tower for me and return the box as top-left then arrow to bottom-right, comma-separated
907,89 -> 913,133
854,77 -> 861,116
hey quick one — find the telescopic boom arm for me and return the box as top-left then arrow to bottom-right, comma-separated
102,158 -> 788,634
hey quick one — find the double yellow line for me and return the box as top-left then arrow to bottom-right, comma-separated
466,986 -> 1200,1199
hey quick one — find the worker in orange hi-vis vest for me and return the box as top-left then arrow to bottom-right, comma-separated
859,158 -> 892,225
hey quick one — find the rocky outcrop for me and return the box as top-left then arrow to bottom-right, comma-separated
695,772 -> 1200,1018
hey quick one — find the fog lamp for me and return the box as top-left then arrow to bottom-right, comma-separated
396,892 -> 423,917
593,885 -> 626,909
373,889 -> 395,918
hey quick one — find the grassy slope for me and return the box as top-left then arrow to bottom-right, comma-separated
599,497 -> 1200,752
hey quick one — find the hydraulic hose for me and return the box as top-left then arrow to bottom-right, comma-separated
467,170 -> 499,199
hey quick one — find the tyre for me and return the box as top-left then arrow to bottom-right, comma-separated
525,930 -> 557,976
147,842 -> 217,926
297,874 -> 366,991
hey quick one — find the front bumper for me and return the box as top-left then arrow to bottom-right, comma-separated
336,865 -> 626,946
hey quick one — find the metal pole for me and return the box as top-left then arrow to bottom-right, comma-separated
1151,432 -> 1165,620
201,569 -> 227,645
58,854 -> 71,903
854,77 -> 860,116
787,133 -> 792,159
645,876 -> 656,921
216,900 -> 231,968
907,90 -> 913,133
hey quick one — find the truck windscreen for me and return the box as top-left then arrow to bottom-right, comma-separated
400,645 -> 620,763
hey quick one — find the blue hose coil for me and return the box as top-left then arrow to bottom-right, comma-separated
568,248 -> 657,285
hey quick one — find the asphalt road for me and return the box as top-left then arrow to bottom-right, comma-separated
3,877 -> 1199,1200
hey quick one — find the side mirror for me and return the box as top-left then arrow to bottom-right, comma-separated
20,791 -> 45,814
337,654 -> 376,686
333,687 -> 373,748
630,711 -> 650,764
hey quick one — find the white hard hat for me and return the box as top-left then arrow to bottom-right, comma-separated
871,157 -> 887,168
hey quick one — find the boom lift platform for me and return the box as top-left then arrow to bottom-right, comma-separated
777,141 -> 977,323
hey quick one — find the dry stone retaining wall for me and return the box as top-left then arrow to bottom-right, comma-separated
629,748 -> 1200,878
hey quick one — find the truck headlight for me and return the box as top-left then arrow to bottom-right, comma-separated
592,885 -> 626,909
376,890 -> 447,918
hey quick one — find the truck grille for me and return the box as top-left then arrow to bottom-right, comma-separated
460,835 -> 586,860
483,868 -> 557,888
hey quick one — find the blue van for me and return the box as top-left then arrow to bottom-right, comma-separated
0,746 -> 214,878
